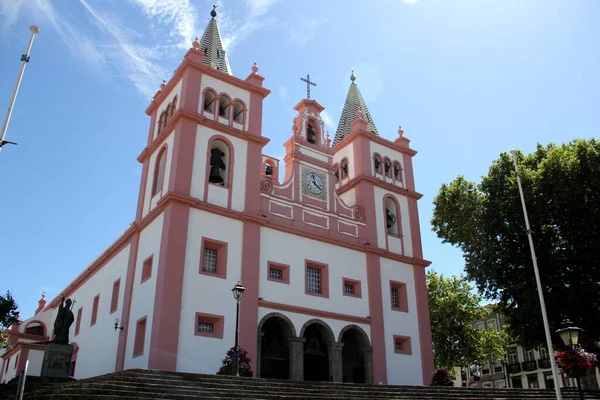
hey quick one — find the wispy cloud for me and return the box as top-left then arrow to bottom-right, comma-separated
285,18 -> 329,47
278,84 -> 288,102
402,0 -> 421,4
321,110 -> 335,131
216,0 -> 279,54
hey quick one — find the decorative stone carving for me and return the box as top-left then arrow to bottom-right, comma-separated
260,177 -> 273,194
352,205 -> 364,221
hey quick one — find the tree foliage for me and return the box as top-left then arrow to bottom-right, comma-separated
427,271 -> 509,370
432,139 -> 600,350
0,291 -> 19,349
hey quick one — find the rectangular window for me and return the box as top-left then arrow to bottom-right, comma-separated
141,255 -> 153,283
343,278 -> 362,298
390,281 -> 408,312
110,278 -> 120,314
269,268 -> 283,280
133,317 -> 147,358
527,374 -> 539,388
195,312 -> 224,338
307,267 -> 321,294
90,294 -> 99,327
199,238 -> 228,279
393,335 -> 412,355
525,349 -> 535,362
267,262 -> 290,284
75,307 -> 82,336
508,347 -> 519,364
539,346 -> 548,359
305,260 -> 329,298
203,249 -> 217,273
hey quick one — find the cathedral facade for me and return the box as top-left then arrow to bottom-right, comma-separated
1,9 -> 433,386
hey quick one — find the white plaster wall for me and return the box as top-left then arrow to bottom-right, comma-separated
124,212 -> 164,370
257,307 -> 371,343
338,189 -> 356,209
380,257 -> 421,385
374,186 -> 413,257
299,145 -> 329,163
2,350 -> 20,382
27,349 -> 44,376
153,79 -> 182,139
190,125 -> 248,211
67,245 -> 131,379
19,308 -> 56,338
369,142 -> 405,179
142,132 -> 176,218
176,208 -> 244,374
200,75 -> 251,132
259,228 -> 369,318
332,143 -> 355,180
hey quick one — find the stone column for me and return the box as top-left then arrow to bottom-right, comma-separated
255,332 -> 264,378
359,347 -> 374,384
328,342 -> 344,382
287,338 -> 305,381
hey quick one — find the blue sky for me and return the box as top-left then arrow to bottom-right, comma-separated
0,0 -> 598,318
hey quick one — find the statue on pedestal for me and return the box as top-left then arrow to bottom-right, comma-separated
52,297 -> 74,345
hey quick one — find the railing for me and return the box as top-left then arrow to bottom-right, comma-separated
494,366 -> 503,373
538,358 -> 551,369
521,360 -> 537,371
482,368 -> 490,375
507,363 -> 521,374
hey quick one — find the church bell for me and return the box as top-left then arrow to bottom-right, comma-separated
209,166 -> 224,184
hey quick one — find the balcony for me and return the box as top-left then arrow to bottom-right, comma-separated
507,363 -> 521,374
538,358 -> 552,369
494,366 -> 503,373
522,360 -> 537,371
482,368 -> 490,375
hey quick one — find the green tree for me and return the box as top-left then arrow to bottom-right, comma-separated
0,291 -> 19,349
432,139 -> 600,350
427,271 -> 508,370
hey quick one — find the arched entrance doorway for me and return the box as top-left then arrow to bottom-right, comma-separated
258,314 -> 295,380
301,320 -> 335,382
339,325 -> 371,383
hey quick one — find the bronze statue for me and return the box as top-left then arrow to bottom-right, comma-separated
52,297 -> 74,345
306,124 -> 316,144
209,147 -> 226,184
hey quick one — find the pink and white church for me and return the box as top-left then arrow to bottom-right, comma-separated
1,8 -> 434,386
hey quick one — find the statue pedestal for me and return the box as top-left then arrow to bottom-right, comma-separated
41,343 -> 73,379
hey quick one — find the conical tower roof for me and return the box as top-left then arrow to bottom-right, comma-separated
199,6 -> 232,74
333,72 -> 379,145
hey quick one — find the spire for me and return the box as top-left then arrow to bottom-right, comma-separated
198,5 -> 232,75
333,71 -> 379,145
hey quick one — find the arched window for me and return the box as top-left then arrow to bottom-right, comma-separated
333,164 -> 340,182
163,108 -> 169,127
152,147 -> 168,196
25,321 -> 44,336
157,113 -> 164,134
233,100 -> 244,124
385,196 -> 401,236
373,155 -> 382,174
170,96 -> 178,115
394,162 -> 402,182
208,139 -> 231,187
204,90 -> 216,113
218,95 -> 230,118
384,158 -> 391,178
341,159 -> 349,179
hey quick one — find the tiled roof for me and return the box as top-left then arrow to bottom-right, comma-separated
333,72 -> 379,145
199,7 -> 232,75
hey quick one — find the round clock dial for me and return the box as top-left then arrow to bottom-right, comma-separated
305,172 -> 324,195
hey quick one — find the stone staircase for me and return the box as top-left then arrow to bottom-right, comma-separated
6,369 -> 600,400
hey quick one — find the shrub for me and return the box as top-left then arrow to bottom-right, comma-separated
216,346 -> 253,377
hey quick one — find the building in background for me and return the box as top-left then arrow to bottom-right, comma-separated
1,7 -> 433,386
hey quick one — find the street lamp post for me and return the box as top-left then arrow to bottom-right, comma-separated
556,319 -> 584,400
511,150 -> 563,400
231,282 -> 246,377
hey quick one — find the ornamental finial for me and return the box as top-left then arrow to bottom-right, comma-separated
355,108 -> 363,120
192,37 -> 200,49
398,125 -> 404,137
211,4 -> 218,18
160,80 -> 167,90
252,61 -> 259,74
350,70 -> 356,82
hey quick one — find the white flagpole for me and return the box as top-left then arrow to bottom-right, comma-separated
0,25 -> 40,152
510,150 -> 562,400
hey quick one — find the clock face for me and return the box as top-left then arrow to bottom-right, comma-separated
305,172 -> 324,195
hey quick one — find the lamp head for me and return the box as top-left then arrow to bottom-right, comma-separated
232,282 -> 246,302
556,318 -> 582,347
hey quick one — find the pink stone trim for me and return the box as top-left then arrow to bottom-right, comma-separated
258,300 -> 371,325
342,277 -> 362,298
90,294 -> 100,327
305,259 -> 329,298
133,316 -> 147,358
393,335 -> 412,355
194,312 -> 224,339
267,261 -> 290,284
202,87 -> 217,115
389,280 -> 409,313
110,278 -> 120,315
141,255 -> 153,283
199,237 -> 228,280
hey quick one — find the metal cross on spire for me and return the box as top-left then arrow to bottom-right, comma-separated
300,74 -> 317,99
